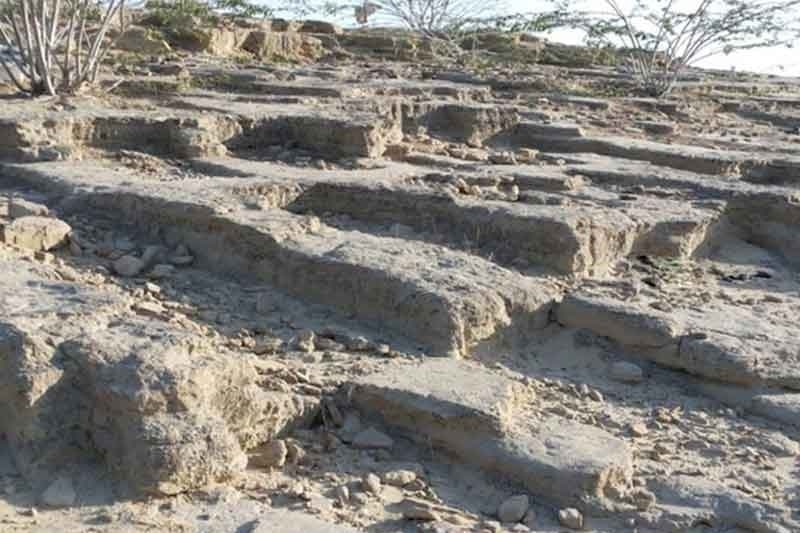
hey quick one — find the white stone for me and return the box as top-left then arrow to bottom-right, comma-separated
382,469 -> 417,487
295,330 -> 316,352
346,336 -> 371,351
558,508 -> 584,530
361,473 -> 381,495
335,484 -> 350,504
132,301 -> 165,318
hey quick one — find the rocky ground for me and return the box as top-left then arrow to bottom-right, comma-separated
2,16 -> 800,533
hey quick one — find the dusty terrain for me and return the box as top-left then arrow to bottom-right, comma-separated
2,17 -> 800,533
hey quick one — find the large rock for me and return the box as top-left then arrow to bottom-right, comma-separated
113,254 -> 146,277
205,27 -> 252,55
8,197 -> 49,218
168,27 -> 251,55
0,255 -> 123,483
338,31 -> 422,60
0,322 -> 83,483
512,121 -> 585,141
541,135 -> 749,175
234,111 -> 401,159
402,102 -> 520,145
59,323 -> 315,494
0,319 -> 255,495
115,27 -> 172,55
460,32 -> 521,53
241,31 -> 323,61
288,180 -> 636,275
2,215 -> 71,251
609,361 -> 644,384
113,412 -> 246,495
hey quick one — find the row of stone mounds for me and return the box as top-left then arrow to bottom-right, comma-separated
112,17 -> 341,62
110,13 -> 634,68
111,22 -> 433,64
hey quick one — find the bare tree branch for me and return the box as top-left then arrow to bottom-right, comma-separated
553,0 -> 800,96
0,0 -> 124,95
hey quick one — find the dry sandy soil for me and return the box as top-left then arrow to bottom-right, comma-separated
2,18 -> 800,533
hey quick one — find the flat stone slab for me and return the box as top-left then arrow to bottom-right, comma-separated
510,166 -> 590,191
558,293 -> 683,348
350,359 -> 633,511
564,153 -> 746,198
352,359 -> 526,437
557,292 -> 800,389
556,156 -> 800,264
744,156 -> 800,187
512,120 -> 586,140
590,136 -> 754,175
751,393 -> 800,426
548,94 -> 611,110
514,133 -> 764,176
651,475 -> 799,533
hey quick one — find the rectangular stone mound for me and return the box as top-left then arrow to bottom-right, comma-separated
0,112 -> 238,162
401,101 -> 519,145
349,359 -> 633,511
511,133 -> 756,176
0,253 -> 316,495
289,181 -> 638,275
557,292 -> 800,389
230,112 -> 400,159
